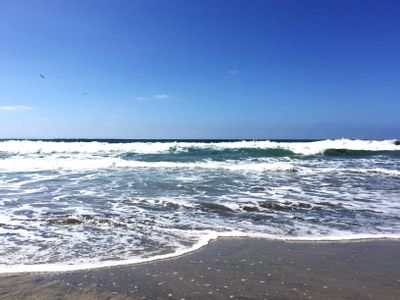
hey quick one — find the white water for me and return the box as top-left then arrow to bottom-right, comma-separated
0,139 -> 399,273
0,139 -> 398,155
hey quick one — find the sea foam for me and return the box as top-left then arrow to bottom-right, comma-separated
0,139 -> 399,273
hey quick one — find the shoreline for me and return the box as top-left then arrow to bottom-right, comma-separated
1,234 -> 400,275
1,237 -> 399,299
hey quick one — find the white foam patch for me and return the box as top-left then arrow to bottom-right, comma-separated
0,157 -> 297,172
0,230 -> 218,273
321,167 -> 400,177
1,156 -> 398,177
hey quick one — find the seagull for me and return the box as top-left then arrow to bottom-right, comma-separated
40,74 -> 46,79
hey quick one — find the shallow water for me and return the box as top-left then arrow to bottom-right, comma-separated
0,139 -> 399,272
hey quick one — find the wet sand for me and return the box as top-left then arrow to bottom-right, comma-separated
1,238 -> 399,300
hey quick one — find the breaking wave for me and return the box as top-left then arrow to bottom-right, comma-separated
0,139 -> 399,273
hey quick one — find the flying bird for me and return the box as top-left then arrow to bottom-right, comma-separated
40,74 -> 46,79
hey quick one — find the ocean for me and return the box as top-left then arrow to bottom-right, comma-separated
0,139 -> 399,272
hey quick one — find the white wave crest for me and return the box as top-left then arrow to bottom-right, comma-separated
0,156 -> 398,176
0,139 -> 398,155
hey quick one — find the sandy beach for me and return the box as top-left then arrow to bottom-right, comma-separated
1,238 -> 399,300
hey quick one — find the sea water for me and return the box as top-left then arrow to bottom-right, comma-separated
0,139 -> 399,272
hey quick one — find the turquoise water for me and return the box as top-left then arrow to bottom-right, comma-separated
0,139 -> 399,272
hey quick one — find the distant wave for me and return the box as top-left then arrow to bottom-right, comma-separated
323,149 -> 400,157
0,139 -> 398,156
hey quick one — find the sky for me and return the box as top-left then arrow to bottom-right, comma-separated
0,0 -> 399,139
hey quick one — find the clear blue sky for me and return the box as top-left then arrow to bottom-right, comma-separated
1,0 -> 399,139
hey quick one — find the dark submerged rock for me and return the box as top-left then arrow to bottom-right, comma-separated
198,202 -> 234,211
242,205 -> 259,212
259,201 -> 312,211
48,217 -> 82,225
258,201 -> 288,211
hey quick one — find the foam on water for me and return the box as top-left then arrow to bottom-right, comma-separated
0,156 -> 399,177
0,157 -> 297,172
0,139 -> 399,273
